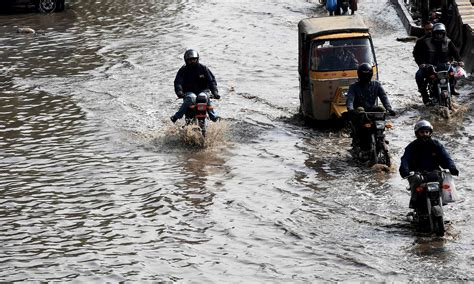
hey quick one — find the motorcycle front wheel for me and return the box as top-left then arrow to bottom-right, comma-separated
433,215 -> 445,236
376,139 -> 391,167
379,149 -> 391,167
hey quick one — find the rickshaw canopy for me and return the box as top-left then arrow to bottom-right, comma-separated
298,15 -> 369,39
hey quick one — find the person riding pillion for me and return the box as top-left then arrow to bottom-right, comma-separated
413,23 -> 464,104
346,63 -> 396,149
170,49 -> 220,123
399,120 -> 459,207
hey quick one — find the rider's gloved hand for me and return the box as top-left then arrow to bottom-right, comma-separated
450,168 -> 459,176
408,173 -> 423,186
176,91 -> 184,98
212,92 -> 220,100
388,109 -> 396,116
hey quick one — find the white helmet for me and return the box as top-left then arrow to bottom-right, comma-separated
184,49 -> 199,63
414,120 -> 433,138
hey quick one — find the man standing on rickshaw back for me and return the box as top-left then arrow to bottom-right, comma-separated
346,63 -> 396,150
413,23 -> 464,105
399,120 -> 459,208
170,49 -> 220,123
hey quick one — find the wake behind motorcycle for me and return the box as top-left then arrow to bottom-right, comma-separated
349,111 -> 392,167
405,170 -> 457,236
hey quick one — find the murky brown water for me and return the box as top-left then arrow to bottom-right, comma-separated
1,0 -> 473,282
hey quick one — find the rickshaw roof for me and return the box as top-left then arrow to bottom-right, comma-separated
298,15 -> 369,38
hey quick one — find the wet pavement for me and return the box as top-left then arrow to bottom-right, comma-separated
0,0 -> 473,282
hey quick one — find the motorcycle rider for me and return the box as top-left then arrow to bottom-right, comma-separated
170,49 -> 220,123
413,23 -> 464,105
346,63 -> 396,150
399,120 -> 459,207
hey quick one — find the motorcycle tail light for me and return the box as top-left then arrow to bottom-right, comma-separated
363,123 -> 372,128
188,105 -> 195,109
207,105 -> 214,110
449,71 -> 455,77
442,91 -> 449,98
430,75 -> 436,79
416,186 -> 424,192
442,184 -> 450,190
385,123 -> 393,129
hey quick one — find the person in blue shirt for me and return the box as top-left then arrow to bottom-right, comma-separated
346,63 -> 395,150
399,120 -> 459,208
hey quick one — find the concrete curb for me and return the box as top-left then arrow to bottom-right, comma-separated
390,0 -> 423,37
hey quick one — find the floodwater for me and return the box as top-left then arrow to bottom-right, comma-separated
0,0 -> 473,282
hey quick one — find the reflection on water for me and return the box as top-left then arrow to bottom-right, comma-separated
0,0 -> 472,282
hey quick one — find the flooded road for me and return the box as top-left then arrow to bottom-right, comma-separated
0,0 -> 473,282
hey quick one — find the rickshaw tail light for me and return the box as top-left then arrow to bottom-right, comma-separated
363,123 -> 372,128
416,186 -> 424,192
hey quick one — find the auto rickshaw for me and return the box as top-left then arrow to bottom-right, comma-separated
298,15 -> 378,121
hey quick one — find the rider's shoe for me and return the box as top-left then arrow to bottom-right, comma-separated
210,116 -> 220,122
170,115 -> 177,123
452,90 -> 460,96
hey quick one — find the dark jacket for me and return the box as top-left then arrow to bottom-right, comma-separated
174,63 -> 218,97
414,37 -> 461,66
399,138 -> 457,178
413,34 -> 431,66
346,81 -> 393,112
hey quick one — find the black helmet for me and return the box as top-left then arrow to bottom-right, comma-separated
184,49 -> 199,64
414,120 -> 433,138
357,63 -> 373,83
432,23 -> 446,41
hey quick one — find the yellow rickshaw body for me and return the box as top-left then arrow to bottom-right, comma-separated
298,15 -> 379,121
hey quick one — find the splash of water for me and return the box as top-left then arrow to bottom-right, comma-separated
156,120 -> 229,149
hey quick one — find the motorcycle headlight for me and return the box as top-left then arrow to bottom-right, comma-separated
440,78 -> 447,84
427,183 -> 439,192
375,121 -> 385,130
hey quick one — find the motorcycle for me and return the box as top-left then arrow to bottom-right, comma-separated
349,110 -> 392,167
424,62 -> 456,110
184,93 -> 214,138
405,170 -> 455,236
